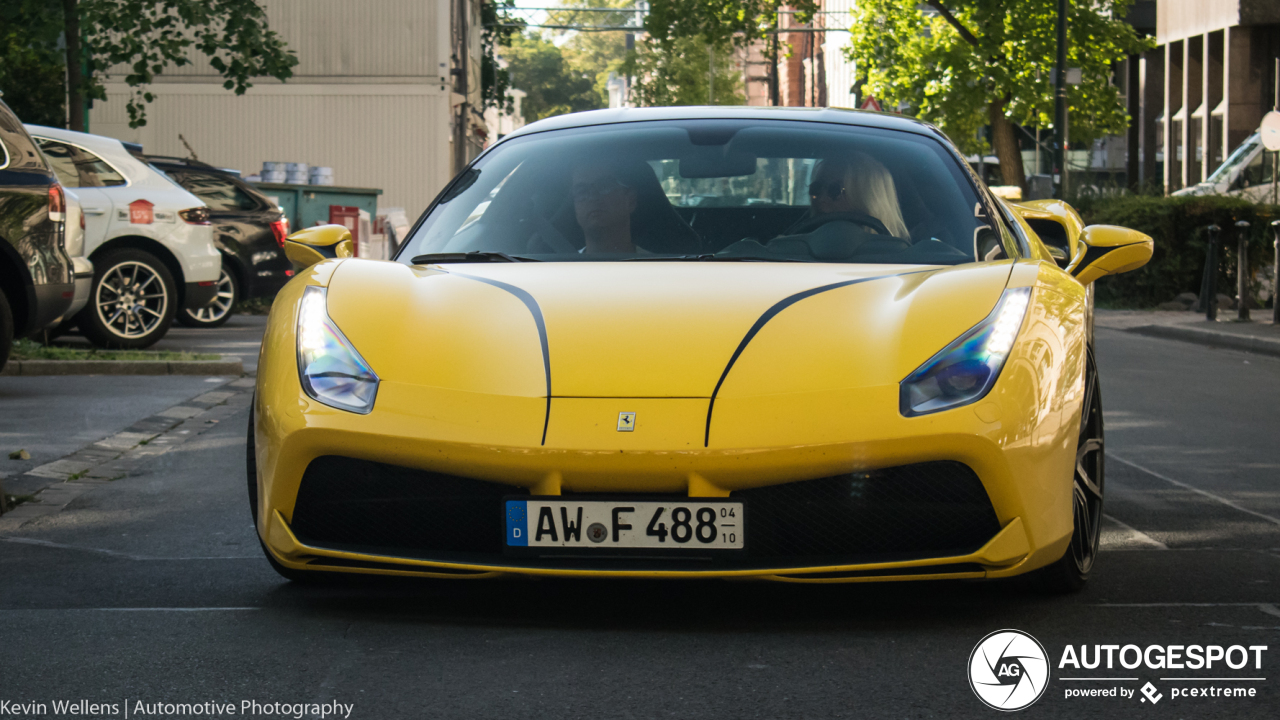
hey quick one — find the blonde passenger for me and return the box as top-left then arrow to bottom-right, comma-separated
807,152 -> 910,240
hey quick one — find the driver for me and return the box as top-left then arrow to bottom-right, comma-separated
571,163 -> 642,254
804,152 -> 910,239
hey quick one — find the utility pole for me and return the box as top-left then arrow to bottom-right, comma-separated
453,0 -> 470,176
1053,0 -> 1068,198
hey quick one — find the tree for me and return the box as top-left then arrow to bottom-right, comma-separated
635,0 -> 815,108
643,0 -> 816,49
850,0 -> 1151,189
626,36 -> 745,107
0,1 -> 69,126
504,33 -> 602,123
552,0 -> 633,107
481,0 -> 522,112
63,0 -> 298,130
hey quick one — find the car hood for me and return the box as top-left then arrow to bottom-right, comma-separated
325,260 -> 1013,399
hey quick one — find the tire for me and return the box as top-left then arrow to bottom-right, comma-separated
0,289 -> 13,373
1031,347 -> 1105,594
77,249 -> 178,349
247,401 -> 328,583
178,263 -> 238,328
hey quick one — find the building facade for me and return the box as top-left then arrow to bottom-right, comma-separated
88,0 -> 483,219
1132,0 -> 1280,191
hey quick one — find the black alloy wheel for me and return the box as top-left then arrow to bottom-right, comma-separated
178,263 -> 238,328
77,249 -> 177,349
1032,347 -> 1104,593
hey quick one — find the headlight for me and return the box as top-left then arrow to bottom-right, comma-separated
899,287 -> 1031,417
296,286 -> 379,413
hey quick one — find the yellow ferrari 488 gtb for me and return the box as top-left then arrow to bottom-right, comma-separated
250,107 -> 1152,592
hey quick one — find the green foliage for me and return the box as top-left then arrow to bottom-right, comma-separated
644,0 -> 817,48
504,33 -> 602,123
81,0 -> 298,128
626,36 -> 745,107
555,1 -> 632,108
0,0 -> 67,125
482,0 -> 523,112
850,0 -> 1150,156
1071,194 -> 1280,308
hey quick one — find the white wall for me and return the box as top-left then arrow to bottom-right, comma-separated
823,0 -> 858,109
88,0 -> 455,219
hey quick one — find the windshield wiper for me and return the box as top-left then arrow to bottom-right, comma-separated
410,252 -> 537,264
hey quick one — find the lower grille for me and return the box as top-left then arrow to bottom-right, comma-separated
291,456 -> 523,557
289,457 -> 1000,570
733,461 -> 1001,560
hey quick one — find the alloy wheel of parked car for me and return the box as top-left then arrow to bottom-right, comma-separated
77,249 -> 177,349
178,265 -> 238,328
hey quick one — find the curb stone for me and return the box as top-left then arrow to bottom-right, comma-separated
1126,325 -> 1280,358
0,376 -> 256,529
0,356 -> 243,376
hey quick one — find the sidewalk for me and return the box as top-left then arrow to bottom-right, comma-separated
1095,309 -> 1280,357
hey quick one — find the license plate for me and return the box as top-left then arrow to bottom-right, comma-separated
505,499 -> 744,550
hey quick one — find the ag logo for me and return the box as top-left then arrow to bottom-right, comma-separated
968,629 -> 1049,711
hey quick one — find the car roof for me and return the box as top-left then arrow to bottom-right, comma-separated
24,124 -> 129,158
504,106 -> 948,144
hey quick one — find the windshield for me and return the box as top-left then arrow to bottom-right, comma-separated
1206,132 -> 1260,184
398,119 -> 1005,265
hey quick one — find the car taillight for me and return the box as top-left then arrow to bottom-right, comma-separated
48,184 -> 65,223
270,217 -> 289,248
179,207 -> 211,225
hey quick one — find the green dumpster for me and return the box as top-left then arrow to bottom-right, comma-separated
251,182 -> 382,233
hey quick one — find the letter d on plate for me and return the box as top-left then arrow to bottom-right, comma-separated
506,501 -> 528,546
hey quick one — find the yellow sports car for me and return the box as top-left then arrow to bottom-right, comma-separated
249,107 -> 1152,591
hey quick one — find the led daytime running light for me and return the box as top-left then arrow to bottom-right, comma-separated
296,286 -> 379,414
899,287 -> 1032,417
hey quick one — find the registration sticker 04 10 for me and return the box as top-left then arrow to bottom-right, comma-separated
505,499 -> 744,550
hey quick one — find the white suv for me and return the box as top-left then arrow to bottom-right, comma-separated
26,125 -> 220,348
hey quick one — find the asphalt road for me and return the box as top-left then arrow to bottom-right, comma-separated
0,328 -> 1277,719
54,314 -> 269,372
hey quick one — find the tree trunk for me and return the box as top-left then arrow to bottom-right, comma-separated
988,97 -> 1026,191
63,0 -> 84,131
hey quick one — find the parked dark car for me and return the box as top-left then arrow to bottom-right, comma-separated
0,99 -> 73,369
147,157 -> 291,327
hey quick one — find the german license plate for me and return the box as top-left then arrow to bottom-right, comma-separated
505,499 -> 744,550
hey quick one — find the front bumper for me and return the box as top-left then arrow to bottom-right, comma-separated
254,377 -> 1077,581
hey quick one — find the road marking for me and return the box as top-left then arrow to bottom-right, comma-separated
1096,602 -> 1280,620
1110,454 -> 1280,527
1102,513 -> 1168,549
90,607 -> 260,612
0,537 -> 257,560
